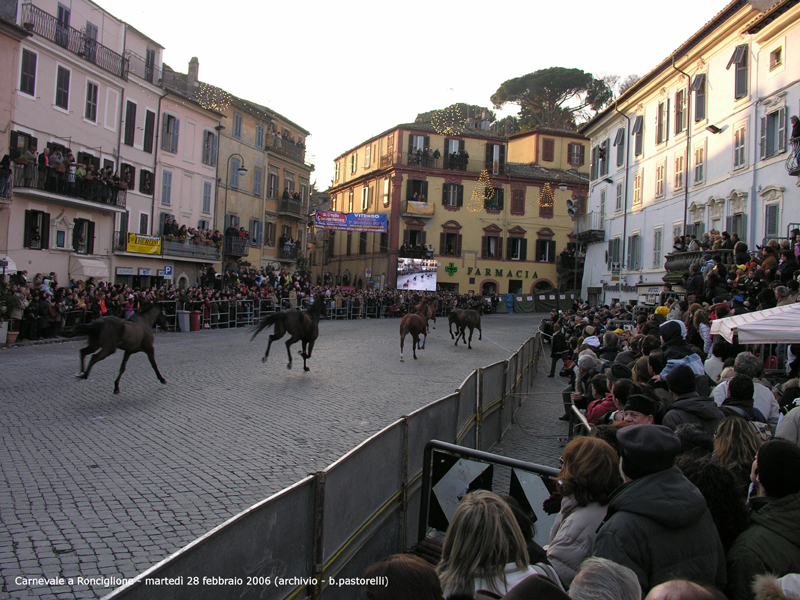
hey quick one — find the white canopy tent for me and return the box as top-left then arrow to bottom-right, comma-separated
0,255 -> 18,275
710,304 -> 800,344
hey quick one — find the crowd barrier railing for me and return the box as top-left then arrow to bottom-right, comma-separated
102,334 -> 543,600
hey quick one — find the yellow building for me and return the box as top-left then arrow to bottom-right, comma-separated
321,119 -> 589,294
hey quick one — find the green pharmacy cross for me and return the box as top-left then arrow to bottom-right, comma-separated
445,263 -> 458,276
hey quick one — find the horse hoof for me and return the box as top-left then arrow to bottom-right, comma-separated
113,389 -> 120,394
304,367 -> 310,372
75,372 -> 84,378
414,356 -> 418,360
160,379 -> 167,385
262,357 -> 268,363
287,363 -> 292,370
400,357 -> 404,362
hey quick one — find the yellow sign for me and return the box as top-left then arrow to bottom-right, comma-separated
126,233 -> 162,255
406,201 -> 434,216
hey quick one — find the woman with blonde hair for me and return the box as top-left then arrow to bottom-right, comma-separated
437,490 -> 549,597
713,416 -> 763,498
546,437 -> 622,588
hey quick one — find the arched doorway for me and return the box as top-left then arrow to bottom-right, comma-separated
481,281 -> 497,295
533,280 -> 553,292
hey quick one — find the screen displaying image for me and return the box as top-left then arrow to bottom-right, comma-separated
397,258 -> 438,291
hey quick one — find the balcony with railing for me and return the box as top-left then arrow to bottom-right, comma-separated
113,231 -> 222,260
401,199 -> 435,218
400,151 -> 505,175
0,168 -> 13,201
267,135 -> 306,164
278,198 -> 306,219
786,138 -> 800,176
223,235 -> 248,257
22,3 -> 128,79
12,163 -> 126,211
278,246 -> 298,260
575,212 -> 605,244
125,49 -> 161,84
663,249 -> 734,284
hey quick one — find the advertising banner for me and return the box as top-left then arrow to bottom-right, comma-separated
126,233 -> 162,255
314,211 -> 388,233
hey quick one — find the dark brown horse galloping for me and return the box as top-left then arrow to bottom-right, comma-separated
448,308 -> 465,344
400,297 -> 429,362
65,303 -> 169,394
456,302 -> 483,349
424,296 -> 438,332
251,295 -> 326,371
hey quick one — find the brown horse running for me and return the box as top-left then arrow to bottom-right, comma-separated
424,296 -> 438,332
251,295 -> 326,371
456,302 -> 483,349
65,303 -> 169,394
448,308 -> 465,344
400,297 -> 429,362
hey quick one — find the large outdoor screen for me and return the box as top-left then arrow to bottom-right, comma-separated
397,258 -> 438,291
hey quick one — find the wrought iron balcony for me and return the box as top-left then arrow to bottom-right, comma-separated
401,199 -> 434,218
662,249 -> 734,284
278,198 -> 306,218
400,151 -> 505,175
162,236 -> 221,260
278,247 -> 298,260
575,212 -> 605,244
22,3 -> 128,79
267,135 -> 306,164
12,163 -> 126,209
786,138 -> 800,176
223,235 -> 248,257
125,49 -> 161,84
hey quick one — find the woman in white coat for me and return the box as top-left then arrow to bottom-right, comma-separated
546,436 -> 622,589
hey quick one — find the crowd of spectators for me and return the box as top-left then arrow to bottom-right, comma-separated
162,215 -> 222,246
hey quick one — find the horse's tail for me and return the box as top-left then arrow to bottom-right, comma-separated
62,321 -> 103,338
250,312 -> 284,341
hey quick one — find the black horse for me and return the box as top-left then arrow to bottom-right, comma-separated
251,295 -> 326,371
456,303 -> 483,349
64,303 -> 169,394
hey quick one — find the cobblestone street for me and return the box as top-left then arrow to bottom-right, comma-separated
0,312 -> 568,599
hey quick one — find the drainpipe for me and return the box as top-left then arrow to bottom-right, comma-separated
613,101 -> 631,273
672,57 -> 692,236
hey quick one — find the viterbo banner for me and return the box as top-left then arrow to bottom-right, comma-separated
314,211 -> 388,233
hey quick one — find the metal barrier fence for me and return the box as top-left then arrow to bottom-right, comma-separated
103,334 -> 542,600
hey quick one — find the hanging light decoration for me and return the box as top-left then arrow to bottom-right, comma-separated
197,83 -> 232,112
468,170 -> 494,212
538,182 -> 555,208
432,104 -> 466,135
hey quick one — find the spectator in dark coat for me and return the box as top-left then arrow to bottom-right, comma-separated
685,263 -> 705,302
549,323 -> 570,377
777,250 -> 799,284
592,425 -> 726,594
662,364 -> 724,437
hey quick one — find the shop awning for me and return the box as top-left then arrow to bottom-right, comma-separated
69,257 -> 110,281
0,255 -> 17,275
710,304 -> 800,344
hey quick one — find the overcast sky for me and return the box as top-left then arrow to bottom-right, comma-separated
99,0 -> 728,189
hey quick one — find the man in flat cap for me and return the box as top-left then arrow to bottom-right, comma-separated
592,425 -> 726,594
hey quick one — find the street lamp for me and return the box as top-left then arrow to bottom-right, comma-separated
559,168 -> 590,292
220,153 -> 247,276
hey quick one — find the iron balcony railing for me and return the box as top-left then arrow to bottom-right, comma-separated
22,4 -> 128,79
223,235 -> 248,256
125,49 -> 161,84
575,212 -> 604,235
12,163 -> 126,208
267,135 -> 306,163
279,198 -> 306,217
113,231 -> 222,260
786,138 -> 800,176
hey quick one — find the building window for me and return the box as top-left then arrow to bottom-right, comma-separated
55,66 -> 70,110
361,186 -> 372,211
511,188 -> 525,215
542,138 -> 555,162
761,107 -> 786,159
440,228 -> 463,257
727,213 -> 747,243
144,47 -> 156,83
694,145 -> 705,184
656,99 -> 669,145
256,124 -> 264,149
653,228 -> 663,268
139,213 -> 149,235
627,233 -> 642,271
139,169 -> 153,195
202,181 -> 212,213
364,146 -> 371,168
249,219 -> 262,246
727,44 -> 748,100
23,209 -> 49,250
675,89 -> 687,135
613,127 -> 625,167
484,187 -> 503,211
632,115 -> 644,157
122,100 -> 136,144
599,139 -> 609,176
230,158 -> 241,189
85,81 -> 99,123
674,153 -> 684,190
482,230 -> 502,258
567,142 -> 584,166
143,110 -> 155,153
765,204 -> 779,239
534,239 -> 553,262
383,178 -> 390,207
161,114 -> 179,153
72,219 -> 95,255
358,231 -> 367,254
734,124 -> 747,169
615,181 -> 623,212
334,161 -> 340,182
268,172 -> 278,198
633,171 -> 643,207
161,170 -> 172,205
770,47 -> 782,71
600,188 -> 606,220
20,49 -> 36,96
265,222 -> 275,247
233,113 -> 242,139
350,153 -> 357,174
655,161 -> 666,198
607,237 -> 621,270
348,189 -> 354,212
442,183 -> 463,207
486,143 -> 505,175
253,167 -> 263,197
202,131 -> 217,166
691,74 -> 706,123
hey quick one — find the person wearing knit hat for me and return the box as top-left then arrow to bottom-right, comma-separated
584,325 -> 596,337
655,306 -> 670,317
592,425 -> 725,593
661,364 -> 723,437
726,439 -> 800,600
623,394 -> 661,425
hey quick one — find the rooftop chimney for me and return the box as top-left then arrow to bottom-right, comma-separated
188,57 -> 199,88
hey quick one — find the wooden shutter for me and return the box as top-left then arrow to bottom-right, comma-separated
766,204 -> 779,237
440,233 -> 446,255
507,238 -> 514,260
497,237 -> 503,258
422,181 -> 428,200
512,189 -> 524,214
457,185 -> 463,206
498,145 -> 505,175
481,236 -> 488,258
485,144 -> 493,170
406,182 -> 413,201
459,140 -> 465,153
779,108 -> 787,152
120,211 -> 129,235
444,138 -> 451,158
441,184 -> 448,206
420,231 -> 426,245
9,131 -> 18,157
161,114 -> 169,150
521,239 -> 528,261
607,240 -> 612,269
23,210 -> 32,247
543,139 -> 554,161
86,221 -> 94,254
591,146 -> 598,179
455,234 -> 462,257
424,136 -> 430,150
172,118 -> 180,153
72,220 -> 81,251
760,116 -> 767,159
41,212 -> 51,248
407,135 -> 414,157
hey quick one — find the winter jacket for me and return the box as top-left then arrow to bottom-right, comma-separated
685,273 -> 705,299
550,331 -> 570,358
726,492 -> 800,600
546,497 -> 609,588
713,380 -> 781,434
776,406 -> 800,445
662,392 -> 724,437
592,466 -> 726,593
587,395 -> 617,426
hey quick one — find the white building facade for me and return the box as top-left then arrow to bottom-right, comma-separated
580,0 -> 800,306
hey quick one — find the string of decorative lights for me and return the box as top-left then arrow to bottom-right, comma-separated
538,182 -> 555,208
467,169 -> 494,212
431,104 -> 467,136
